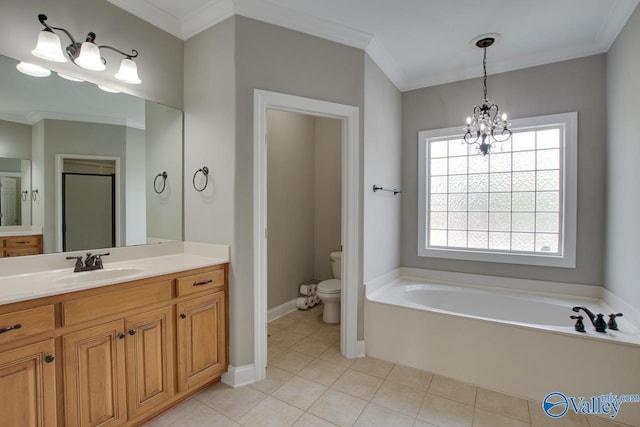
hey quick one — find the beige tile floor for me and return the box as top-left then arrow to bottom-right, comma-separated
145,304 -> 630,427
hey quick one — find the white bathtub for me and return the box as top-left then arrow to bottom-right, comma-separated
365,272 -> 640,425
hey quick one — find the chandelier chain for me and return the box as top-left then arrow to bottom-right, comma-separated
482,46 -> 488,101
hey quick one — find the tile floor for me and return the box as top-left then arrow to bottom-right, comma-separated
145,304 -> 630,427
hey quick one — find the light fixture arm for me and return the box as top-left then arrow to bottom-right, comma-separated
99,45 -> 138,59
37,14 -> 80,52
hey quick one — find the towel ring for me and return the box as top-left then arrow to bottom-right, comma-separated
154,171 -> 168,194
21,190 -> 28,202
192,166 -> 209,192
31,189 -> 39,202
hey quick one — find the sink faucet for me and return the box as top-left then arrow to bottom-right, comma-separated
572,306 -> 607,333
66,252 -> 110,272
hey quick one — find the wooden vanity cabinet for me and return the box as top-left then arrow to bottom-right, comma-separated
0,339 -> 57,427
176,291 -> 226,392
0,234 -> 43,257
0,262 -> 228,427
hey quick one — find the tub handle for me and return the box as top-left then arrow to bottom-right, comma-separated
607,313 -> 623,330
570,315 -> 585,333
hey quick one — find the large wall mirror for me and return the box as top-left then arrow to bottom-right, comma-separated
0,54 -> 183,254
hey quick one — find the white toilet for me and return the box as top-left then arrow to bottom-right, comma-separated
317,251 -> 342,324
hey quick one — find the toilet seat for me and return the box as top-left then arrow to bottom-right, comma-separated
318,279 -> 341,294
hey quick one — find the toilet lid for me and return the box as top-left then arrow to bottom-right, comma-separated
318,279 -> 341,293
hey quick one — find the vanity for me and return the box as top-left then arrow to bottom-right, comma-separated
0,242 -> 229,426
0,227 -> 43,257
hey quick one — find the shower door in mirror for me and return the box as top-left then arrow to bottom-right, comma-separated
63,173 -> 115,252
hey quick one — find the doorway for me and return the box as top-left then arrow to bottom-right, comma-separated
254,90 -> 361,383
62,172 -> 115,251
55,155 -> 120,252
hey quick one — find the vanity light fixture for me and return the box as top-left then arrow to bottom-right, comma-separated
98,85 -> 120,94
16,61 -> 51,77
31,14 -> 142,84
57,72 -> 84,82
463,34 -> 511,156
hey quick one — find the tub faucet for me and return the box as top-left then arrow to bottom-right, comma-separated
572,306 -> 607,333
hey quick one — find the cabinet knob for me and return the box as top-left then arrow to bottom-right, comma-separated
180,313 -> 186,319
128,329 -> 136,336
118,332 -> 126,339
45,355 -> 55,363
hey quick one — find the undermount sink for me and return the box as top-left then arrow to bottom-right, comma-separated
53,267 -> 144,287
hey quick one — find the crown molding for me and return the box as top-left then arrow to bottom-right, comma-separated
402,42 -> 611,92
594,0 -> 640,51
232,0 -> 372,49
106,0 -> 183,39
181,0 -> 235,40
365,37 -> 407,91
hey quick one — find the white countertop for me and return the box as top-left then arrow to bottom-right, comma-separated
0,225 -> 43,237
0,242 -> 229,305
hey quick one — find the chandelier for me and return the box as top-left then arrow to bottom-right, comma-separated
463,36 -> 511,155
24,14 -> 141,84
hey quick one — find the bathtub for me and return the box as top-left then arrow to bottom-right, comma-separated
364,270 -> 640,425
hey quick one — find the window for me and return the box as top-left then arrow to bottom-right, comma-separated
418,112 -> 577,267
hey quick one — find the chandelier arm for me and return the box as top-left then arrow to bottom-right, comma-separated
490,127 -> 512,142
99,46 -> 139,59
463,131 -> 480,145
488,103 -> 499,121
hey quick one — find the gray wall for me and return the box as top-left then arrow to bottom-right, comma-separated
267,110 -> 315,308
363,55 -> 402,283
145,102 -> 183,242
184,16 -> 365,367
266,111 -> 342,309
402,55 -> 607,285
606,5 -> 640,310
0,120 -> 31,159
314,117 -> 342,280
0,0 -> 183,109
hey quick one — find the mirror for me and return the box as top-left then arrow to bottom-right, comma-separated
0,54 -> 183,254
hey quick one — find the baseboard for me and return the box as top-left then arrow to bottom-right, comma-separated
221,364 -> 255,388
267,298 -> 298,322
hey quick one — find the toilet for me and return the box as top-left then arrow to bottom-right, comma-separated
317,251 -> 342,323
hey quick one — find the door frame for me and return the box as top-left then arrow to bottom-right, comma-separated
253,89 -> 362,382
55,154 -> 120,252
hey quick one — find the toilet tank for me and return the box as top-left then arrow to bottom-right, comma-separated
330,251 -> 342,279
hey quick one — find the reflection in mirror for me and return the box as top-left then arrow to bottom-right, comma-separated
0,54 -> 183,255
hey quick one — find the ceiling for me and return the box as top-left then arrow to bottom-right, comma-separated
106,0 -> 639,91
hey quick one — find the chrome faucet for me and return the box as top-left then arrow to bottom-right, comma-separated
572,306 -> 607,333
66,252 -> 110,272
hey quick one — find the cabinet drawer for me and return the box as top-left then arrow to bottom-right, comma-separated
176,269 -> 225,297
0,305 -> 55,345
4,247 -> 42,257
5,235 -> 41,248
62,280 -> 172,326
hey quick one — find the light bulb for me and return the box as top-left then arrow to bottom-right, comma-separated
501,113 -> 508,121
466,116 -> 472,125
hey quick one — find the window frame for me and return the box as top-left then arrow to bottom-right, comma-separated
417,112 -> 577,268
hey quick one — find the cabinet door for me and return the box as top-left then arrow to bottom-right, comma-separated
0,339 -> 56,427
176,291 -> 227,392
125,306 -> 174,419
64,320 -> 127,427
